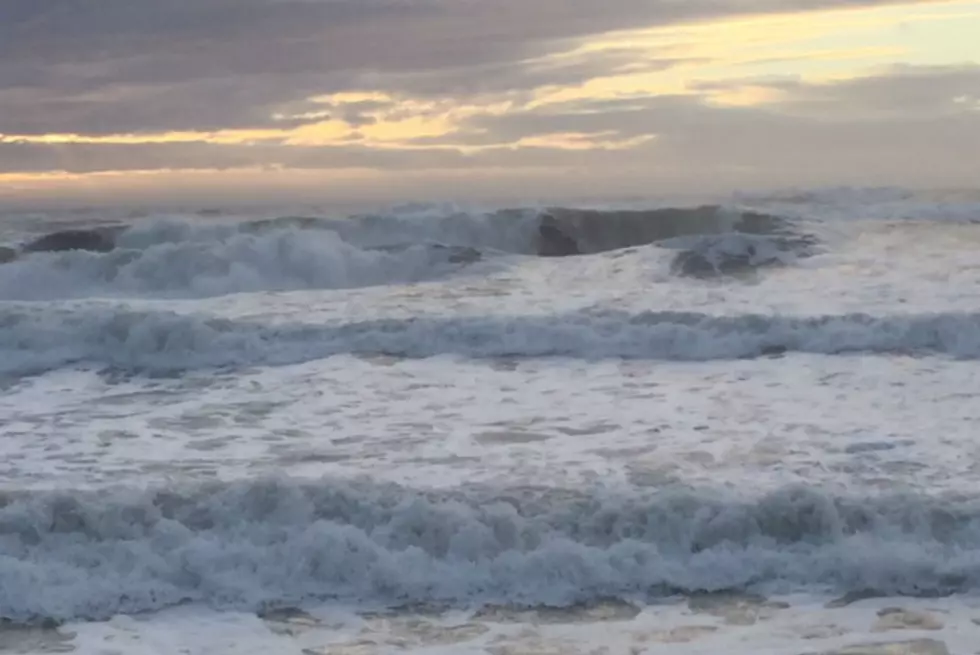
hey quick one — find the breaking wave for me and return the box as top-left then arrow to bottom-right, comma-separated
660,232 -> 816,278
0,205 -> 808,300
1,477 -> 979,622
2,306 -> 978,376
0,227 -> 487,301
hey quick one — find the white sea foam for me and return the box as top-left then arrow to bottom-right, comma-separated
0,227 -> 494,301
0,209 -> 537,301
58,595 -> 980,655
3,189 -> 980,653
1,304 -> 979,376
659,231 -> 815,276
0,204 -> 805,300
0,478 -> 978,622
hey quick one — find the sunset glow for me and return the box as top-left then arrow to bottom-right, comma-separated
1,0 -> 977,204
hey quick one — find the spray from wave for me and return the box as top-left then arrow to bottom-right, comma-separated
0,227 -> 488,301
0,477 -> 977,622
1,306 -> 978,377
0,206 -> 814,300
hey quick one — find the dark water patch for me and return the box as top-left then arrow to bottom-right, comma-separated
0,618 -> 74,652
18,225 -> 126,254
368,243 -> 483,264
474,430 -> 553,445
533,205 -> 802,255
1,205 -> 808,264
668,233 -> 819,279
22,228 -> 119,254
530,205 -> 819,278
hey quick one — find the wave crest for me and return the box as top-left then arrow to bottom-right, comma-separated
0,205 -> 809,299
0,478 -> 977,621
1,306 -> 978,376
0,228 -> 486,301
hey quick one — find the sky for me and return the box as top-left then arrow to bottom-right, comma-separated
0,0 -> 978,207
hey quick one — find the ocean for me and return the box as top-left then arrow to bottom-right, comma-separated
1,187 -> 978,654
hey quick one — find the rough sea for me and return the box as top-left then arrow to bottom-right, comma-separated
1,187 -> 979,654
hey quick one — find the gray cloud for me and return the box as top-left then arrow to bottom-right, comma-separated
407,97 -> 670,147
691,64 -> 980,119
407,64 -> 980,145
1,0 -> 891,74
777,65 -> 980,119
0,0 -> 945,136
353,49 -> 694,101
4,64 -> 977,194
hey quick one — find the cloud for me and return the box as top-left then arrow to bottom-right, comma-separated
3,63 -> 976,193
0,0 -> 955,136
756,64 -> 980,119
1,0 -> 977,207
403,63 -> 980,145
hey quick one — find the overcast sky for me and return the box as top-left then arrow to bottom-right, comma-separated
0,0 -> 977,207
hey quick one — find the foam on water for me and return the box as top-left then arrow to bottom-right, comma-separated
0,204 -> 804,300
55,595 -> 980,655
2,476 -> 980,622
0,228 -> 494,301
2,188 -> 980,654
2,353 -> 976,493
2,303 -> 980,376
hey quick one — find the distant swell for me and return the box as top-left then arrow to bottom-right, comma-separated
1,306 -> 978,376
1,478 -> 979,622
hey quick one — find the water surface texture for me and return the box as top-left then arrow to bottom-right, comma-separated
2,187 -> 980,654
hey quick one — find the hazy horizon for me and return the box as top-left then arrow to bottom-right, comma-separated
2,0 -> 978,208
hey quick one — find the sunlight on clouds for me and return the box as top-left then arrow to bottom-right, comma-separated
701,84 -> 788,107
359,115 -> 457,142
511,132 -> 655,151
2,0 -> 978,179
529,0 -> 980,109
280,120 -> 354,145
307,91 -> 394,105
0,129 -> 291,146
280,93 -> 517,147
0,93 -> 515,152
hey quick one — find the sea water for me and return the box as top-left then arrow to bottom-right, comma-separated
1,187 -> 978,654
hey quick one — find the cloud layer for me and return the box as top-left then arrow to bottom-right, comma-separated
1,0 -> 978,203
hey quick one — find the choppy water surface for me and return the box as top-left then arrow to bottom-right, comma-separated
2,187 -> 979,654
